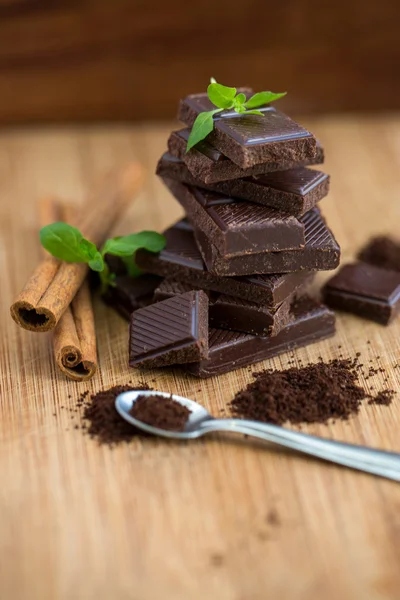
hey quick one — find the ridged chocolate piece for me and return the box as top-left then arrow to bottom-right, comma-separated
129,291 -> 209,368
186,297 -> 336,378
179,94 -> 317,169
323,262 -> 400,325
157,151 -> 328,217
168,128 -> 325,185
135,219 -> 314,306
103,274 -> 161,320
162,178 -> 305,256
193,208 -> 341,276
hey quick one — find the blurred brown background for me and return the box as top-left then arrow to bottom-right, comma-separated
1,0 -> 399,123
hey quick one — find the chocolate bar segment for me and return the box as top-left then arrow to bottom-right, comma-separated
157,152 -> 328,217
193,208 -> 340,276
129,291 -> 209,368
186,297 -> 336,378
323,262 -> 400,325
103,274 -> 161,319
168,128 -> 324,185
153,279 -> 291,337
210,295 -> 291,337
153,279 -> 199,302
135,219 -> 314,306
162,178 -> 305,255
179,94 -> 317,169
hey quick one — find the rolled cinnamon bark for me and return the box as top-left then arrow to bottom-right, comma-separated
40,198 -> 97,381
10,163 -> 144,332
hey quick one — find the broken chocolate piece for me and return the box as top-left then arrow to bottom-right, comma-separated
168,128 -> 325,185
323,262 -> 400,325
186,297 -> 336,378
157,151 -> 328,217
193,208 -> 340,276
162,177 -> 305,255
179,94 -> 317,169
103,274 -> 161,319
129,290 -> 209,368
135,219 -> 314,306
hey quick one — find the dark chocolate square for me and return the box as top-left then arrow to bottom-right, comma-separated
323,262 -> 400,325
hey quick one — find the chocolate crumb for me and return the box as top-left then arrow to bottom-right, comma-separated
210,554 -> 224,567
266,509 -> 280,527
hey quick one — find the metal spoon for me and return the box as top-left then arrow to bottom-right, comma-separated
116,390 -> 400,482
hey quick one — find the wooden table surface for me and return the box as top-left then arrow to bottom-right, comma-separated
1,117 -> 400,600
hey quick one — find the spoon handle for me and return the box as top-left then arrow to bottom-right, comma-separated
201,419 -> 400,481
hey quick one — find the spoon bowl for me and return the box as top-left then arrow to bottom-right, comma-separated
115,390 -> 212,439
115,389 -> 400,482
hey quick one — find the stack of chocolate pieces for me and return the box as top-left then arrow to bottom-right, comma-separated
105,89 -> 340,377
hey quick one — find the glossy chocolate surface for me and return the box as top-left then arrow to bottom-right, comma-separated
193,208 -> 340,276
162,177 -> 305,255
102,274 -> 161,320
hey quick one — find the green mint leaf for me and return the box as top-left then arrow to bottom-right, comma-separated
245,91 -> 287,109
80,238 -> 100,261
40,222 -> 90,263
207,82 -> 236,109
243,109 -> 264,116
102,232 -> 165,258
235,93 -> 246,105
186,109 -> 222,151
88,252 -> 104,272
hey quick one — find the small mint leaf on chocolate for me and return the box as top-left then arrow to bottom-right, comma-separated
245,91 -> 286,109
207,82 -> 236,109
186,109 -> 222,152
234,93 -> 246,106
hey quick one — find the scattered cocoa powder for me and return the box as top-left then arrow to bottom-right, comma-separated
130,394 -> 191,431
358,236 -> 400,271
368,390 -> 395,406
230,358 -> 395,425
79,384 -> 153,445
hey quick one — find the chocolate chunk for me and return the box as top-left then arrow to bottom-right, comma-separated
186,297 -> 336,378
129,290 -> 209,368
357,236 -> 400,272
193,208 -> 340,276
135,219 -> 314,306
153,280 -> 292,337
103,274 -> 161,319
162,178 -> 305,255
168,128 -> 325,185
179,94 -> 317,169
153,279 -> 200,302
210,295 -> 291,337
323,263 -> 400,325
157,151 -> 328,217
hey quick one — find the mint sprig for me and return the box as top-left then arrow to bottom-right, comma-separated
40,222 -> 166,290
186,78 -> 287,152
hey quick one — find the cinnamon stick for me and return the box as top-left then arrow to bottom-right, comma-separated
40,198 -> 97,381
10,163 -> 144,332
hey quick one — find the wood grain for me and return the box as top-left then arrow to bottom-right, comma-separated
0,1 -> 399,122
1,118 -> 400,599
